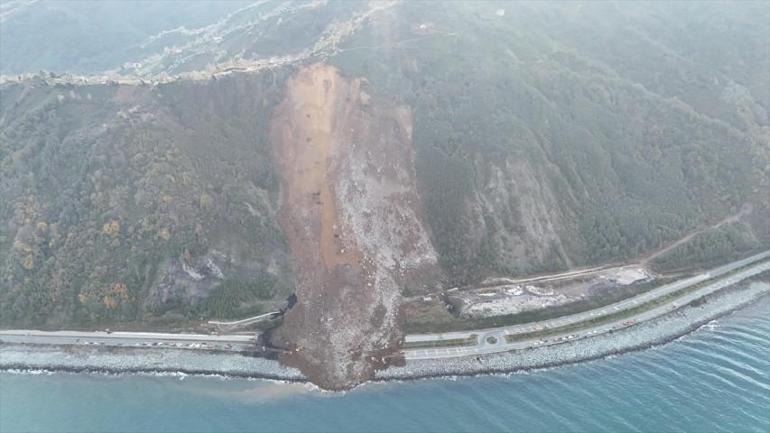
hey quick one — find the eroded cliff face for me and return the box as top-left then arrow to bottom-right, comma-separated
473,157 -> 575,273
268,63 -> 439,389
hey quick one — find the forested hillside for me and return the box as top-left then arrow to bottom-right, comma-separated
1,0 -> 768,329
331,0 -> 770,284
0,74 -> 294,326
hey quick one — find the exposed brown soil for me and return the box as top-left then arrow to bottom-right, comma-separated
271,64 -> 360,269
268,63 -> 440,390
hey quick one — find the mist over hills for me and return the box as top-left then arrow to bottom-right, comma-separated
1,0 -> 768,388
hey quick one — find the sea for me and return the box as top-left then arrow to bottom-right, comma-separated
1,296 -> 768,433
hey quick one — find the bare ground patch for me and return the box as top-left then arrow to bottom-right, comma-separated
268,63 -> 439,390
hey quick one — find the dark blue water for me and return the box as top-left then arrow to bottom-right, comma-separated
2,297 -> 769,433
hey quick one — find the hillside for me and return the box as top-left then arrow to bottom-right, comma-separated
1,0 -> 768,388
330,0 -> 770,284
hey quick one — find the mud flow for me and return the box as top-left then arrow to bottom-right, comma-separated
268,63 -> 439,389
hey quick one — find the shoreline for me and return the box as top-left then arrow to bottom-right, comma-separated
2,280 -> 768,386
375,282 -> 770,381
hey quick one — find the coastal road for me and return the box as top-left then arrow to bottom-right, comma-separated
405,250 -> 770,345
404,253 -> 770,360
0,330 -> 256,352
2,251 -> 768,360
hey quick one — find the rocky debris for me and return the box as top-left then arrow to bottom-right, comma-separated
449,284 -> 570,319
149,252 -> 226,305
146,249 -> 263,310
608,267 -> 651,285
268,63 -> 440,390
449,265 -> 654,318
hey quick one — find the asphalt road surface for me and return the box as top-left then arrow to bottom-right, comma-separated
2,251 -> 767,360
0,330 -> 256,352
404,253 -> 770,360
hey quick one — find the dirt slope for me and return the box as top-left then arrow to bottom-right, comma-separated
268,63 -> 440,390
